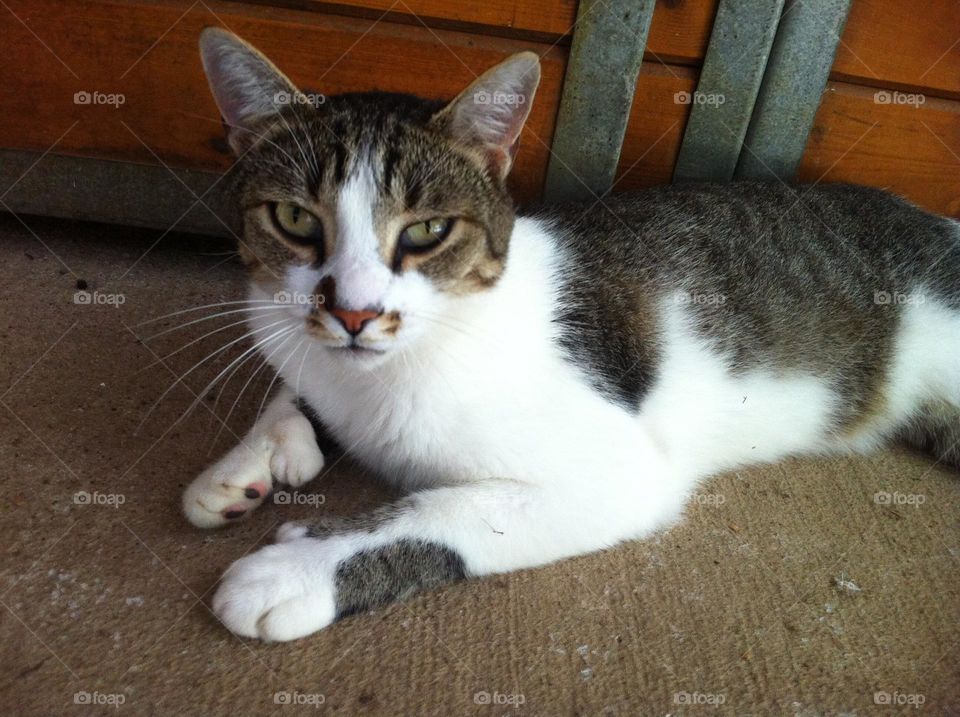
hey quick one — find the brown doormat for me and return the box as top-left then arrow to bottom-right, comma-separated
2,216 -> 957,715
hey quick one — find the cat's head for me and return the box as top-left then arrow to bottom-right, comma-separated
199,28 -> 540,363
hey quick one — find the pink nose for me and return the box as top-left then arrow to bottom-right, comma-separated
328,307 -> 381,336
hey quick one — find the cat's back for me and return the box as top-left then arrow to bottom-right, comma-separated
528,180 -> 958,307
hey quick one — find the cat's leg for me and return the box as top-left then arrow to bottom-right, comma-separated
892,299 -> 960,471
899,402 -> 960,470
183,385 -> 325,528
212,473 -> 682,641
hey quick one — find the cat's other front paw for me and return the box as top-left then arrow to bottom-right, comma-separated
212,533 -> 344,641
268,414 -> 325,488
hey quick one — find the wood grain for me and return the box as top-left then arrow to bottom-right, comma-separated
0,0 -> 568,201
798,81 -> 960,217
255,0 -> 718,63
832,0 -> 960,99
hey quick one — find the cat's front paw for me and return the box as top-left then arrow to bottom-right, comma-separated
183,413 -> 325,528
212,533 -> 345,641
182,448 -> 273,529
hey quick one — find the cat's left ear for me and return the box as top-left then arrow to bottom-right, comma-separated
432,52 -> 540,181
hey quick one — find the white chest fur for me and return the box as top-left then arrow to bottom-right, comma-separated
266,218 -> 658,492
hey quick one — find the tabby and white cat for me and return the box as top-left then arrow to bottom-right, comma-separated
182,28 -> 960,641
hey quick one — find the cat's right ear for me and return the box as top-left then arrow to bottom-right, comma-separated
199,27 -> 307,154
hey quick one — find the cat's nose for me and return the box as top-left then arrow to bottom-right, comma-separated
328,306 -> 382,336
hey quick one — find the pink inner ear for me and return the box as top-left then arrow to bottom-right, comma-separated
436,53 -> 539,179
484,145 -> 514,181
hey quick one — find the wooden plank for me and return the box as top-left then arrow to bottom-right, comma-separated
269,0 -> 581,39
798,81 -> 960,217
0,0 -> 566,202
831,0 -> 960,100
646,0 -> 717,66
248,0 -> 718,63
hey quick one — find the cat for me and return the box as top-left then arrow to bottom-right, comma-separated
181,27 -> 960,642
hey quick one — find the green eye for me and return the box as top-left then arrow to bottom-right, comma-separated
400,217 -> 454,250
273,202 -> 322,241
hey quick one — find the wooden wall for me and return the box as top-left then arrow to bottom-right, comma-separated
615,0 -> 960,217
0,0 -> 957,215
0,0 -> 713,205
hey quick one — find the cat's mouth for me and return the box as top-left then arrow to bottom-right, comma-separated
330,343 -> 387,358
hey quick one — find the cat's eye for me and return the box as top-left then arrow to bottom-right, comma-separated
399,217 -> 454,251
272,202 -> 323,242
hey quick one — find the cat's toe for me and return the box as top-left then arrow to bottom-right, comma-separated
269,437 -> 324,488
212,539 -> 337,640
268,415 -> 325,488
275,521 -> 309,542
183,462 -> 272,529
257,593 -> 336,641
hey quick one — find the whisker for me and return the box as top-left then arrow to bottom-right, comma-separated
295,340 -> 313,399
207,324 -> 287,416
142,305 -> 285,342
256,336 -> 306,425
134,299 -> 278,327
408,311 -> 488,343
166,324 -> 299,437
137,311 -> 288,375
136,317 -> 295,433
207,329 -> 300,453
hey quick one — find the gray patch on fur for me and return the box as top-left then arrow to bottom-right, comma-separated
334,539 -> 466,619
532,182 -> 960,431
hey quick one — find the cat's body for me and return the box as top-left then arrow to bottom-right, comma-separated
274,182 -> 960,486
182,29 -> 959,641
